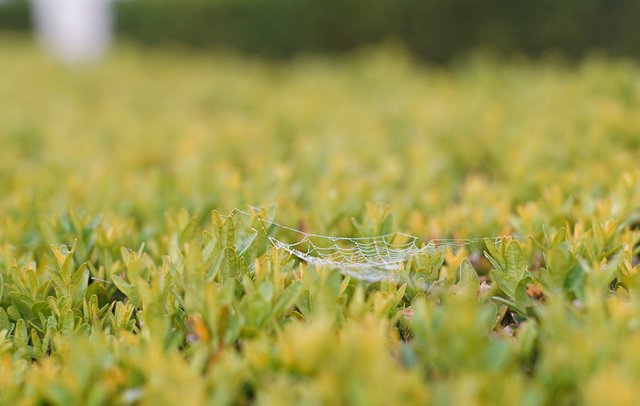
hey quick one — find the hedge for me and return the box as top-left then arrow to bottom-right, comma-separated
2,0 -> 640,62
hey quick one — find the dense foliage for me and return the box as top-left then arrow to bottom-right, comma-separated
3,0 -> 640,62
0,39 -> 640,404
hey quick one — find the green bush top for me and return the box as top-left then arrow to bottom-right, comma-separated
0,39 -> 639,405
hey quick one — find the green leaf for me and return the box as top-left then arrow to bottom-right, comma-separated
85,282 -> 107,302
379,213 -> 394,236
484,253 -> 503,275
0,308 -> 10,332
271,281 -> 303,319
492,296 -> 524,315
179,217 -> 199,245
259,281 -> 274,302
516,321 -> 538,363
459,259 -> 479,291
71,264 -> 90,302
9,292 -> 34,319
585,251 -> 623,291
223,247 -> 239,277
120,246 -> 131,266
112,275 -> 139,307
6,305 -> 21,321
414,249 -> 446,281
47,315 -> 58,331
30,328 -> 42,352
514,276 -> 536,313
226,215 -> 236,249
223,314 -> 245,344
351,217 -> 369,237
492,241 -> 527,299
15,319 -> 28,347
492,270 -> 516,299
478,302 -> 499,330
205,250 -> 225,282
212,210 -> 224,242
484,238 -> 505,271
32,301 -> 52,319
592,219 -> 605,250
339,276 -> 352,298
564,264 -> 585,299
62,240 -> 78,276
244,297 -> 270,328
505,241 -> 526,281
36,280 -> 52,300
60,310 -> 75,334
111,274 -> 129,296
237,231 -> 258,256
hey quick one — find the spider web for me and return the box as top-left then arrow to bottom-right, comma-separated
234,209 -> 521,283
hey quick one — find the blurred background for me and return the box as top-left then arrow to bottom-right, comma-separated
0,0 -> 639,247
2,0 -> 640,64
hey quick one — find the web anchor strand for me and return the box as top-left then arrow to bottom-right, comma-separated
229,208 -> 528,282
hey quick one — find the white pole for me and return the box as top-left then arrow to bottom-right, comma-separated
31,0 -> 114,64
